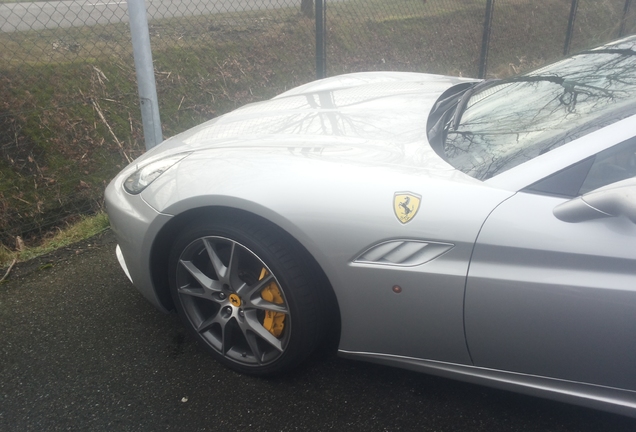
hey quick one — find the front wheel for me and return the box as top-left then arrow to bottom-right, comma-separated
168,213 -> 328,375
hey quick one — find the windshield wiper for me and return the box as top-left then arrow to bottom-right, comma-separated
449,79 -> 500,131
426,82 -> 473,155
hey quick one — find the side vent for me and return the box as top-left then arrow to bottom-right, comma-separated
353,240 -> 454,267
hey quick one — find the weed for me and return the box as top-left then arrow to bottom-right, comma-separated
0,212 -> 110,268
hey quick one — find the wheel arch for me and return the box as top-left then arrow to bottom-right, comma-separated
149,205 -> 341,348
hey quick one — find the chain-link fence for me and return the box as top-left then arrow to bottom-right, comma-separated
486,0 -> 636,77
1,1 -> 137,251
1,0 -> 634,251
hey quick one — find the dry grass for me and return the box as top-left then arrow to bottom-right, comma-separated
0,212 -> 110,270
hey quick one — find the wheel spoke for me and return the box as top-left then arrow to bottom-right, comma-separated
203,238 -> 229,282
243,311 -> 284,353
237,273 -> 274,298
178,260 -> 226,307
240,274 -> 289,313
242,329 -> 264,364
180,260 -> 214,289
226,242 -> 244,290
220,317 -> 233,355
178,285 -> 211,300
249,297 -> 289,314
197,314 -> 223,334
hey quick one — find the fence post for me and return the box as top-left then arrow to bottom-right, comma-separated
127,0 -> 163,150
620,0 -> 633,37
564,0 -> 579,56
316,0 -> 327,79
478,0 -> 495,79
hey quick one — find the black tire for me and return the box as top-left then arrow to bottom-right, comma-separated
168,212 -> 328,375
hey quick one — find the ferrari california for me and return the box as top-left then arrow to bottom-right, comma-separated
105,36 -> 636,416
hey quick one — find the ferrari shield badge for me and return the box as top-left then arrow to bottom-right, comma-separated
394,192 -> 421,224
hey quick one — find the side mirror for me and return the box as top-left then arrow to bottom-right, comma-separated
553,178 -> 636,224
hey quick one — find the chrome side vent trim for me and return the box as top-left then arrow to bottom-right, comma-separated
353,240 -> 454,267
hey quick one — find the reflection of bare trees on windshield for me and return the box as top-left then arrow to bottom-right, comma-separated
443,40 -> 636,180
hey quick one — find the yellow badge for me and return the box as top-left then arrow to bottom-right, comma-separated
229,293 -> 241,307
394,192 -> 421,224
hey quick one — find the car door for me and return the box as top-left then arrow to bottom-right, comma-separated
464,138 -> 636,390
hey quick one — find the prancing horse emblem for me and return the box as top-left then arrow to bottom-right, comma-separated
229,293 -> 242,307
393,192 -> 421,224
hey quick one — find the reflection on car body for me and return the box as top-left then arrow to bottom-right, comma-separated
105,35 -> 636,417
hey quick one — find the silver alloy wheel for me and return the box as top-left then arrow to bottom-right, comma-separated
175,235 -> 291,366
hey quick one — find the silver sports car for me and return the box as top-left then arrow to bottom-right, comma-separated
105,36 -> 636,417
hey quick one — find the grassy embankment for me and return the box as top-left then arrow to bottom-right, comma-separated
0,0 -> 631,268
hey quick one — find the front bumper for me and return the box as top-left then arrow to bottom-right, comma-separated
105,177 -> 173,312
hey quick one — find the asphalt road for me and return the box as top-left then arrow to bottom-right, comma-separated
1,230 -> 635,431
0,0 -> 319,33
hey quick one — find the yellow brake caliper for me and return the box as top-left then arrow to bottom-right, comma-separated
259,268 -> 286,338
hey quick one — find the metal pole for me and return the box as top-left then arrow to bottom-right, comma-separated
316,0 -> 327,79
619,0 -> 633,38
127,0 -> 163,150
564,0 -> 579,56
478,0 -> 495,79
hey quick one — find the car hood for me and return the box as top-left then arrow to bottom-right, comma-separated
144,72 -> 476,172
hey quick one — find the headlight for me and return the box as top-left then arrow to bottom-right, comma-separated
123,153 -> 190,194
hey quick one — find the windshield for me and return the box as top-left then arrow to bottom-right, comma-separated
430,37 -> 636,180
